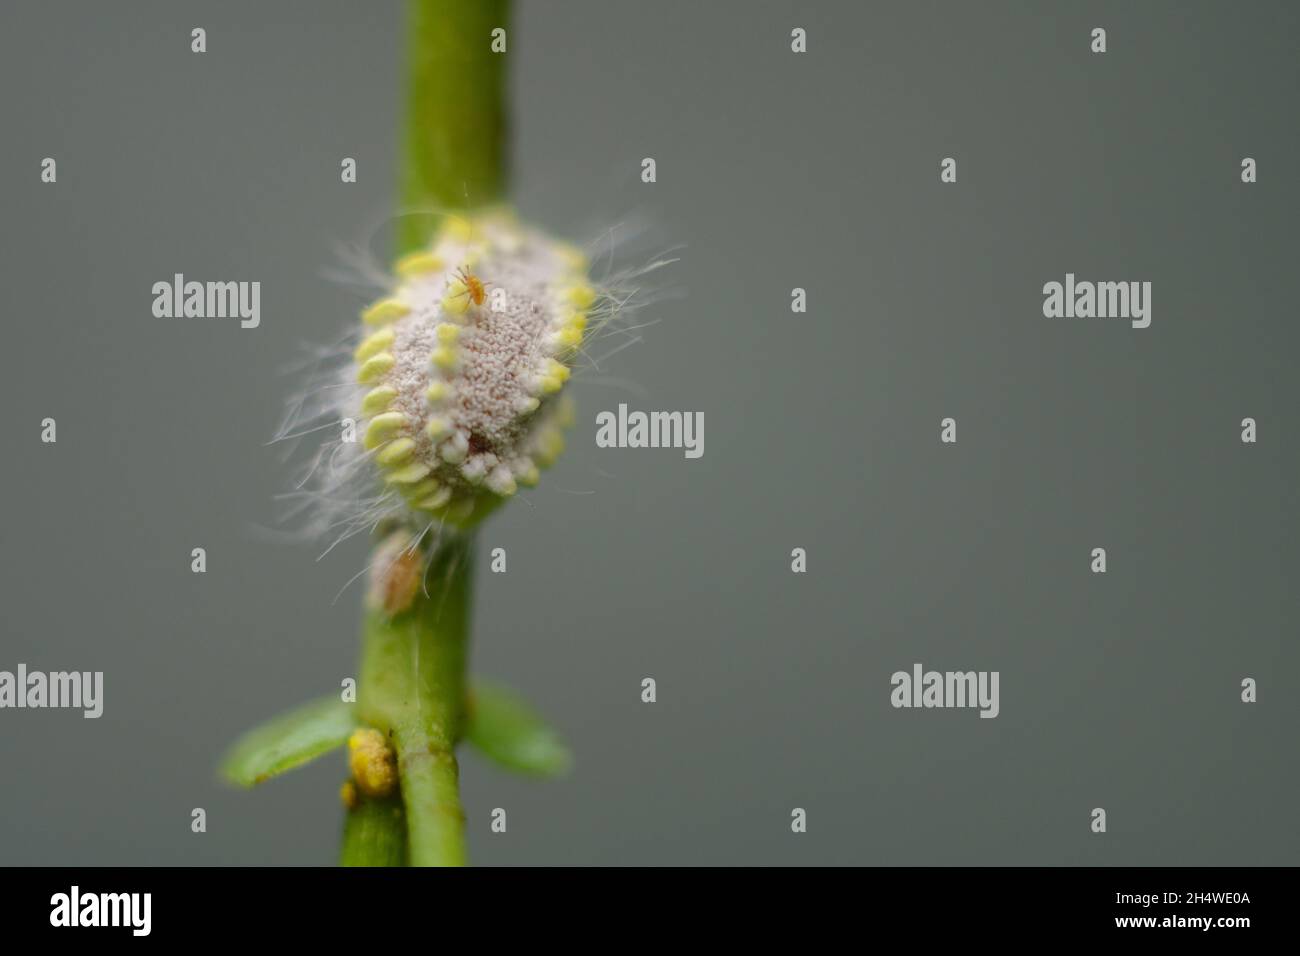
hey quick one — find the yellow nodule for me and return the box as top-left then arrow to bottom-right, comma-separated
375,437 -> 416,466
441,293 -> 469,317
394,251 -> 444,278
517,462 -> 541,487
340,780 -> 359,810
354,328 -> 395,363
347,729 -> 397,799
364,412 -> 407,449
557,243 -> 589,273
555,325 -> 584,352
357,353 -> 395,384
441,216 -> 476,242
386,461 -> 432,485
566,284 -> 596,310
361,298 -> 411,326
416,486 -> 453,511
402,477 -> 441,500
360,385 -> 397,415
425,416 -> 450,440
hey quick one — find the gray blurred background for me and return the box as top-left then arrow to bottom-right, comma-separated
1,0 -> 1296,865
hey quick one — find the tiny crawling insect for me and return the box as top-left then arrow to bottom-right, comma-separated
453,267 -> 487,307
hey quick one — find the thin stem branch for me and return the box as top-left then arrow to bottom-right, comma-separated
340,794 -> 407,866
398,0 -> 511,256
357,535 -> 474,866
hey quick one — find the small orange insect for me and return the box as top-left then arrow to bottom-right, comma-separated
453,267 -> 487,307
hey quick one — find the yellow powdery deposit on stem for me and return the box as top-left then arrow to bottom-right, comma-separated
352,210 -> 594,529
348,728 -> 397,799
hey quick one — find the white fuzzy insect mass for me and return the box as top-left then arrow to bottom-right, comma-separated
352,211 -> 592,527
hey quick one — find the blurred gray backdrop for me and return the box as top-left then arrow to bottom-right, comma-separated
1,0 -> 1296,865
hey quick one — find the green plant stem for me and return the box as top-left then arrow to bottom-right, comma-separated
357,534 -> 475,866
340,794 -> 407,866
398,0 -> 511,256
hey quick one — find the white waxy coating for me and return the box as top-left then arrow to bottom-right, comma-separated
354,213 -> 591,517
